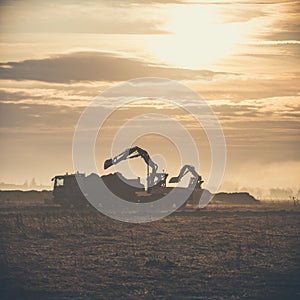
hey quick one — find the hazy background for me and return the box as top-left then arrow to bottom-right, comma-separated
0,0 -> 299,198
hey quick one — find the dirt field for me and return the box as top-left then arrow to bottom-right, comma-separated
1,194 -> 299,299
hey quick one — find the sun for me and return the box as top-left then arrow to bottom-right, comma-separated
147,5 -> 247,69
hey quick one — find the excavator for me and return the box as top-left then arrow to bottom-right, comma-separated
169,165 -> 204,189
168,165 -> 204,208
51,146 -> 204,207
104,146 -> 168,191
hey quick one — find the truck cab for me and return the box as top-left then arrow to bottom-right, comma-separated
51,173 -> 87,207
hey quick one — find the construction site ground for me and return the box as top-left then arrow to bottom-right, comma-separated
1,192 -> 299,299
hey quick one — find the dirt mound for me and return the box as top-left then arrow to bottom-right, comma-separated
86,172 -> 144,202
212,192 -> 259,204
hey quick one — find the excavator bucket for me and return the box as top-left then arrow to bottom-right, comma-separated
169,176 -> 179,183
104,158 -> 113,170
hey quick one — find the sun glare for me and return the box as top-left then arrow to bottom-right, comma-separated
147,5 -> 247,69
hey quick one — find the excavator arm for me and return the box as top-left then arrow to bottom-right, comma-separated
169,165 -> 203,188
104,146 -> 167,191
104,146 -> 158,172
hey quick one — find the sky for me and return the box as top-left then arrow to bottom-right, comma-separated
0,0 -> 299,197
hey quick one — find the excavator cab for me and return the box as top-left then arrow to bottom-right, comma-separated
188,177 -> 203,189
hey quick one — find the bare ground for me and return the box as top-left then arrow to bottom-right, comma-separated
1,198 -> 299,299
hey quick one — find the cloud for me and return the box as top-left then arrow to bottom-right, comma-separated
213,42 -> 300,84
1,96 -> 299,186
105,0 -> 296,5
219,4 -> 267,23
191,71 -> 300,102
251,1 -> 300,42
265,24 -> 300,42
0,0 -> 169,34
0,51 -> 229,83
0,102 -> 82,131
0,86 -> 93,106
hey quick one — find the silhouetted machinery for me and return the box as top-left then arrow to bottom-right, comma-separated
169,165 -> 204,188
104,146 -> 168,191
51,146 -> 204,208
51,173 -> 87,207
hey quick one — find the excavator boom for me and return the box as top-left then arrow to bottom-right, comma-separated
104,146 -> 167,191
104,146 -> 158,172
